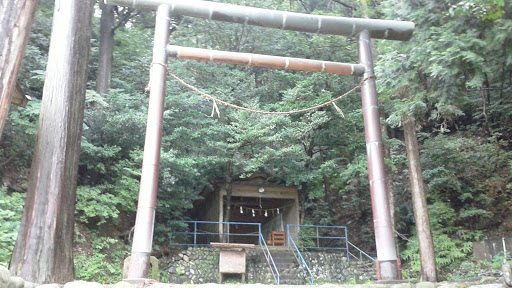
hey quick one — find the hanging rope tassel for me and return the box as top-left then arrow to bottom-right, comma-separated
332,102 -> 345,118
144,67 -> 153,93
210,100 -> 220,118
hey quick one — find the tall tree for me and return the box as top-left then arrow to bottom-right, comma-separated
96,4 -> 137,96
0,0 -> 38,142
9,0 -> 95,283
96,3 -> 115,96
223,159 -> 233,240
403,114 -> 437,282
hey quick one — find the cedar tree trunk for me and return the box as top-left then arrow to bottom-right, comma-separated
0,0 -> 38,142
403,115 -> 437,282
224,160 -> 233,223
381,122 -> 398,245
96,2 -> 115,96
9,0 -> 95,283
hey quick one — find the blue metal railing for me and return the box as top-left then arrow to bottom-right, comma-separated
170,220 -> 280,285
170,220 -> 261,246
286,224 -> 376,264
348,241 -> 376,262
170,221 -> 375,285
287,233 -> 315,285
259,233 -> 280,285
286,224 -> 350,262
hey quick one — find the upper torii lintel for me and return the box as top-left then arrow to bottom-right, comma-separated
105,0 -> 414,41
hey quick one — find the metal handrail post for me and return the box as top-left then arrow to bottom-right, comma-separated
127,4 -> 171,279
286,225 -> 290,247
194,221 -> 197,246
288,234 -> 314,284
258,223 -> 262,246
316,226 -> 319,247
347,241 -> 376,262
259,233 -> 280,285
345,228 -> 350,263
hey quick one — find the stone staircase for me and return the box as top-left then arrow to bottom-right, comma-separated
263,247 -> 377,284
269,248 -> 308,285
347,260 -> 378,282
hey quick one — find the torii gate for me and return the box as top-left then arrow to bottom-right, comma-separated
106,0 -> 414,281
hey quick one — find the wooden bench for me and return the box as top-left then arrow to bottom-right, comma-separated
266,231 -> 285,246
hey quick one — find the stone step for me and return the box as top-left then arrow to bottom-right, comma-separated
274,262 -> 297,268
267,250 -> 308,285
272,256 -> 296,263
280,279 -> 306,285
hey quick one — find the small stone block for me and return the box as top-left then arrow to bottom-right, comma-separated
0,266 -> 11,286
146,284 -> 171,288
416,281 -> 437,288
122,257 -> 131,279
122,278 -> 150,284
10,276 -> 25,288
503,263 -> 512,287
63,280 -> 103,288
23,282 -> 37,288
150,256 -> 159,281
112,281 -> 135,288
391,283 -> 414,288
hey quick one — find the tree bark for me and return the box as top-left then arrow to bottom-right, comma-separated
298,182 -> 307,225
403,115 -> 437,282
299,143 -> 313,225
9,0 -> 95,283
381,122 -> 399,237
224,160 -> 233,223
0,0 -> 38,142
96,2 -> 115,96
222,160 -> 233,243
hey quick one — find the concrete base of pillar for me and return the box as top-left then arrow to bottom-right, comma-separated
377,259 -> 399,280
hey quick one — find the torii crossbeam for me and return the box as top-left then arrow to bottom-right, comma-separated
105,0 -> 414,282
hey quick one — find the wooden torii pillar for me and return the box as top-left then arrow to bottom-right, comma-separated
106,0 -> 414,281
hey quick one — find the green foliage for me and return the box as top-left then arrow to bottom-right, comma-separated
378,0 -> 512,279
400,200 -> 487,279
0,186 -> 25,267
447,253 -> 512,280
421,134 -> 511,230
75,181 -> 138,225
0,100 -> 40,172
296,225 -> 317,247
17,0 -> 53,100
449,0 -> 505,20
74,236 -> 128,283
3,0 -> 512,282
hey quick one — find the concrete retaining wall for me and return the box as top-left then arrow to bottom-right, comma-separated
473,237 -> 512,261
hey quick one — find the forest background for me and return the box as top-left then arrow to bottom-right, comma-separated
0,0 -> 511,283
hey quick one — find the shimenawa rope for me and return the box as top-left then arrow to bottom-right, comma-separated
151,62 -> 374,116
